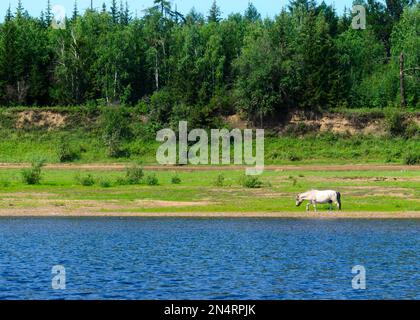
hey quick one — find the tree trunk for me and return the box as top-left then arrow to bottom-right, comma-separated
155,50 -> 159,90
113,71 -> 118,101
399,52 -> 406,108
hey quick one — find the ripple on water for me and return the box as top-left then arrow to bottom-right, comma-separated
0,218 -> 418,299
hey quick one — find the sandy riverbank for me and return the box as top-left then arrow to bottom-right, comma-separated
0,209 -> 418,219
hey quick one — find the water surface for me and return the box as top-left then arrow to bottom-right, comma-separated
0,218 -> 418,299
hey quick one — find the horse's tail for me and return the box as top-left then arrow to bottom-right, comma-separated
336,191 -> 342,210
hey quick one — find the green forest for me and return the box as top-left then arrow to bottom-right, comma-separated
0,0 -> 418,128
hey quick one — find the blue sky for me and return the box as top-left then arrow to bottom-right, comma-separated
1,0 -> 357,20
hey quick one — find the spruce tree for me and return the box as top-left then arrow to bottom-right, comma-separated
244,2 -> 261,22
45,0 -> 52,26
110,0 -> 119,23
16,0 -> 24,18
5,4 -> 13,22
208,0 -> 221,23
72,1 -> 79,21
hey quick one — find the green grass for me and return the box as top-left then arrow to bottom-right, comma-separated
0,168 -> 418,213
0,129 -> 159,164
0,105 -> 418,165
0,106 -> 418,214
0,128 -> 418,165
264,135 -> 419,164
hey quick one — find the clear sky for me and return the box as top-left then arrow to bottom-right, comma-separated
1,0 -> 361,21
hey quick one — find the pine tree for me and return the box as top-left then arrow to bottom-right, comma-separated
16,0 -> 24,18
294,12 -> 340,109
120,1 -> 130,25
118,0 -> 131,25
110,0 -> 119,23
119,1 -> 124,23
386,0 -> 414,21
208,0 -> 221,23
185,8 -> 204,25
153,0 -> 171,16
5,4 -> 13,22
45,0 -> 52,26
288,0 -> 316,13
40,10 -> 45,26
125,1 -> 131,23
72,1 -> 79,21
244,2 -> 261,22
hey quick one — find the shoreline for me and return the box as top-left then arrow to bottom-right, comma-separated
0,210 -> 419,219
0,163 -> 419,171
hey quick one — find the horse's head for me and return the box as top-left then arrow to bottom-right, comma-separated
295,194 -> 303,206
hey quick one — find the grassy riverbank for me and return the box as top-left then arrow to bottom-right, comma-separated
0,166 -> 418,216
0,107 -> 418,217
1,129 -> 419,165
0,106 -> 419,165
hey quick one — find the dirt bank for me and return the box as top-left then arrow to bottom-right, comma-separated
288,111 -> 420,136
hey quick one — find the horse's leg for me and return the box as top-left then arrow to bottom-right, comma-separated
306,202 -> 310,212
313,201 -> 317,213
329,202 -> 332,211
335,192 -> 341,210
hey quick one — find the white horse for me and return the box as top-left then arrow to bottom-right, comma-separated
296,190 -> 341,212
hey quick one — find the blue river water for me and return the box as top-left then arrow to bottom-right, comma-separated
0,218 -> 418,300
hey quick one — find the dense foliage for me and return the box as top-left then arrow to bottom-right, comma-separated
0,0 -> 418,127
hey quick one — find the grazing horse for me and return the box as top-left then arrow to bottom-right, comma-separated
296,190 -> 341,212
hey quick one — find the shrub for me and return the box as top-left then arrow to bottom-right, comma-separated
105,132 -> 123,158
269,151 -> 280,160
57,137 -> 81,162
149,89 -> 175,124
384,110 -> 420,138
288,153 -> 302,162
104,132 -> 130,158
405,122 -> 420,138
135,100 -> 149,114
385,111 -> 408,137
214,173 -> 225,187
404,152 -> 420,165
171,174 -> 181,184
0,179 -> 11,187
99,178 -> 112,188
240,175 -> 263,188
115,177 -> 128,186
125,164 -> 144,185
283,122 -> 319,136
385,155 -> 394,163
145,174 -> 159,186
101,107 -> 131,140
21,159 -> 45,185
76,174 -> 95,186
318,131 -> 339,143
101,107 -> 131,158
